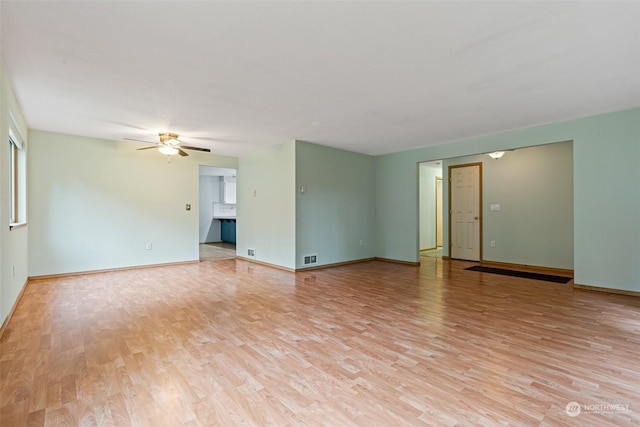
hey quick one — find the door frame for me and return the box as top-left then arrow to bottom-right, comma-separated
435,176 -> 443,247
448,162 -> 483,261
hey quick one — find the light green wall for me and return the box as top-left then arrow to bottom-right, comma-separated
295,141 -> 375,268
419,164 -> 441,250
237,141 -> 296,269
573,110 -> 639,291
442,141 -> 573,269
28,130 -> 237,276
0,59 -> 29,325
375,108 -> 640,292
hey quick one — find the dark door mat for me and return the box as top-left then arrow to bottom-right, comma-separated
464,265 -> 572,283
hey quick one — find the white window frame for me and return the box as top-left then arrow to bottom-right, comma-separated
9,113 -> 26,229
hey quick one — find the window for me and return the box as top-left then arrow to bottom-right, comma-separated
9,114 -> 26,228
10,136 -> 18,223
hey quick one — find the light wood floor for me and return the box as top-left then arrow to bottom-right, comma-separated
1,258 -> 639,426
199,243 -> 236,262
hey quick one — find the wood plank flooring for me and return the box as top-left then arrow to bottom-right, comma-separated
1,258 -> 639,426
199,243 -> 236,262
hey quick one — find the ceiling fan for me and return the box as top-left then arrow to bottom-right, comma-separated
125,132 -> 211,156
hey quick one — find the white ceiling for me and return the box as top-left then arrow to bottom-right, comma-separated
420,161 -> 442,170
1,1 -> 639,157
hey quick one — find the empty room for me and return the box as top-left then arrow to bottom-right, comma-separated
1,1 -> 639,426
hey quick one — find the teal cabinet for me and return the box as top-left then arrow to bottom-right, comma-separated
221,219 -> 236,244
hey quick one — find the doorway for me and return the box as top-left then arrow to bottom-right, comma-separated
199,166 -> 237,261
419,161 -> 443,257
436,177 -> 443,247
449,163 -> 482,261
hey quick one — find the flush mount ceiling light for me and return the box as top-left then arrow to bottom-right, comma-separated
487,151 -> 505,159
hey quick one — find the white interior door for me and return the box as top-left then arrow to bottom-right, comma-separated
450,164 -> 481,261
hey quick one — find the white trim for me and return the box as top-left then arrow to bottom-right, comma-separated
8,112 -> 25,149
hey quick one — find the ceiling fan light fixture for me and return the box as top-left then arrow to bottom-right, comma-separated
159,132 -> 180,144
488,151 -> 505,159
129,132 -> 210,157
159,146 -> 179,156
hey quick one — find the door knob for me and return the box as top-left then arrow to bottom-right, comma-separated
474,216 -> 479,220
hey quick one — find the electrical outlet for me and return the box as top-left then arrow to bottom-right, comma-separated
146,243 -> 152,250
359,240 -> 364,246
247,248 -> 255,258
491,240 -> 496,247
185,204 -> 191,211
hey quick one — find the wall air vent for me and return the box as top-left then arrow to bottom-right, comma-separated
303,254 -> 318,265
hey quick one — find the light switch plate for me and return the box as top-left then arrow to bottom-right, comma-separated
490,204 -> 501,211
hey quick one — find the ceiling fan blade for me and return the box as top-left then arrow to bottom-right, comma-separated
136,146 -> 159,151
125,137 -> 156,144
177,148 -> 189,157
181,145 -> 211,152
